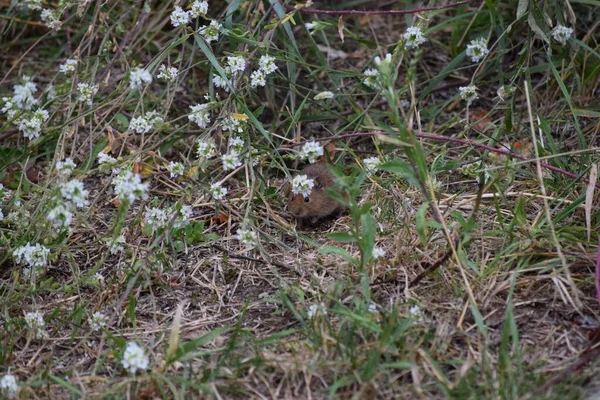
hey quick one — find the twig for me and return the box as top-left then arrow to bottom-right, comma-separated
286,0 -> 473,15
211,243 -> 300,275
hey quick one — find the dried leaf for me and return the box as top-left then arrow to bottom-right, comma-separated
471,109 -> 493,131
585,164 -> 597,241
338,16 -> 344,43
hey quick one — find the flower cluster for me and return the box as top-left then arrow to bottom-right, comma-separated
113,171 -> 149,203
199,20 -> 222,43
106,235 -> 127,254
88,311 -> 108,331
236,228 -> 257,248
122,342 -> 149,374
221,115 -> 246,133
403,26 -> 426,49
0,76 -> 50,140
25,311 -> 48,339
372,246 -> 386,259
157,64 -> 178,82
0,373 -> 18,398
291,175 -> 315,197
168,161 -> 185,177
197,140 -> 216,159
250,55 -> 278,88
459,85 -> 479,104
77,82 -> 98,106
129,67 -> 153,90
307,302 -> 327,319
466,37 -> 489,63
551,24 -> 573,45
188,103 -> 211,128
13,243 -> 50,269
129,111 -> 163,134
59,58 -> 78,74
41,8 -> 62,31
364,157 -> 382,177
210,182 -> 227,200
299,141 -> 324,164
55,158 -> 76,177
363,68 -> 380,89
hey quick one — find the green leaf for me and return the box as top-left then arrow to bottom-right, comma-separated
320,245 -> 358,266
527,12 -> 549,43
360,212 -> 376,264
516,0 -> 528,19
380,160 -> 420,186
327,232 -> 356,243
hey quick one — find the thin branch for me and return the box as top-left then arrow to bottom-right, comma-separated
211,244 -> 300,275
286,0 -> 473,15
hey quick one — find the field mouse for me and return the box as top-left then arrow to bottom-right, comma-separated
287,161 -> 346,226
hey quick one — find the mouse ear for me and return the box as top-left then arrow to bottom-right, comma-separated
313,175 -> 323,189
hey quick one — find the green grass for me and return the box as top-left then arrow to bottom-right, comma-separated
1,0 -> 600,398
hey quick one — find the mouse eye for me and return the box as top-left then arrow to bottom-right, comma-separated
304,196 -> 310,203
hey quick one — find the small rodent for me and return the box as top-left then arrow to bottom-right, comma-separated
287,162 -> 346,225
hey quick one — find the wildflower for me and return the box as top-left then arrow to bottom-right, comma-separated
458,85 -> 478,104
13,76 -> 38,110
236,228 -> 257,248
56,158 -> 76,177
299,141 -> 324,163
60,179 -> 89,208
129,111 -> 163,134
97,152 -> 119,174
250,70 -> 266,87
368,303 -> 378,313
113,171 -> 149,203
374,53 -> 392,66
363,68 -> 380,89
188,104 -> 211,128
44,84 -> 56,100
41,9 -> 62,31
403,26 -> 426,49
258,55 -> 277,74
199,20 -> 222,43
228,136 -> 245,154
106,235 -> 126,254
13,243 -> 50,268
59,59 -> 78,74
212,75 -> 231,91
222,116 -> 245,133
249,147 -> 260,167
129,67 -> 152,90
47,203 -> 73,228
18,108 -> 49,139
1,97 -> 15,116
291,175 -> 314,197
17,0 -> 42,10
226,56 -> 246,74
221,152 -> 242,171
77,83 -> 98,106
372,246 -> 386,259
196,140 -> 216,159
173,205 -> 192,228
409,305 -> 423,320
305,22 -> 315,34
314,91 -> 334,100
144,207 -> 169,229
25,311 -> 48,339
0,373 -> 18,398
190,0 -> 208,17
170,6 -> 190,27
210,182 -> 227,200
122,342 -> 149,374
551,24 -> 573,45
466,37 -> 489,63
496,85 -> 515,102
88,311 -> 107,331
168,161 -> 184,178
157,64 -> 178,82
307,302 -> 327,319
364,157 -> 381,176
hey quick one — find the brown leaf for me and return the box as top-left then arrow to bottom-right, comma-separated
471,109 -> 493,131
337,16 -> 344,43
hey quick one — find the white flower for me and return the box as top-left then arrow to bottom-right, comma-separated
88,311 -> 107,331
222,116 -> 245,133
13,243 -> 50,268
173,205 -> 192,228
190,0 -> 208,17
60,179 -> 89,208
47,203 -> 73,228
249,147 -> 260,167
113,171 -> 149,203
199,20 -> 222,43
364,157 -> 381,176
13,76 -> 38,110
56,157 -> 76,177
551,24 -> 573,45
157,64 -> 178,82
236,228 -> 257,248
459,85 -> 478,104
291,175 -> 314,197
0,373 -> 18,398
212,75 -> 231,91
77,83 -> 98,106
496,85 -> 515,102
59,59 -> 78,74
228,136 -> 245,154
41,9 -> 62,31
106,235 -> 126,254
122,342 -> 149,374
374,53 -> 392,66
363,68 -> 380,89
129,111 -> 163,134
144,207 -> 169,229
305,22 -> 315,32
168,161 -> 184,178
299,141 -> 324,163
196,140 -> 216,159
44,84 -> 56,100
372,246 -> 386,259
25,311 -> 48,339
210,182 -> 227,200
307,302 -> 327,319
17,0 -> 42,10
466,37 -> 489,63
226,56 -> 246,74
17,108 -> 49,139
403,26 -> 426,49
1,97 -> 15,116
409,305 -> 423,320
250,70 -> 266,87
314,91 -> 334,100
188,104 -> 211,128
97,153 -> 119,174
368,303 -> 378,313
221,152 -> 242,171
170,6 -> 190,27
129,67 -> 152,90
258,55 -> 277,74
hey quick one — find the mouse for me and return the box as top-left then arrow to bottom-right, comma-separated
287,162 -> 346,226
